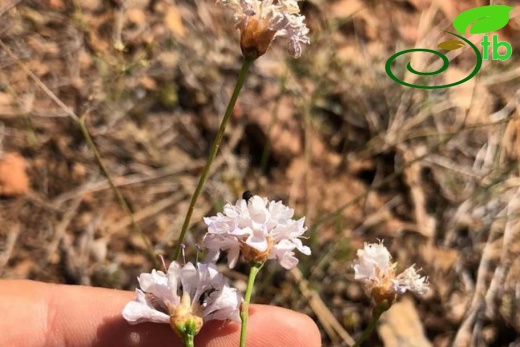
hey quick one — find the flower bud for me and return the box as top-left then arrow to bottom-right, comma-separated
239,18 -> 277,59
169,293 -> 204,341
217,0 -> 310,59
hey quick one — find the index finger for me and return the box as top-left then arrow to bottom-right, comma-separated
0,280 -> 321,347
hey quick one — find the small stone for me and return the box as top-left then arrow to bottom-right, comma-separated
0,152 -> 29,197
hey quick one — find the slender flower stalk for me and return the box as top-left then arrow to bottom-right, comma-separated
174,57 -> 255,260
175,0 -> 310,260
203,194 -> 310,346
351,303 -> 389,347
239,262 -> 263,347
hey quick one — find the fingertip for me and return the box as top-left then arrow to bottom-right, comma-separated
197,305 -> 321,347
5,281 -> 321,347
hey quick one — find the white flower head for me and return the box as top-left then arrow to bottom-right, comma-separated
392,265 -> 429,295
352,241 -> 428,304
203,194 -> 311,269
217,0 -> 310,58
122,262 -> 241,339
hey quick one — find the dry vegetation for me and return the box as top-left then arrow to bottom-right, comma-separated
1,0 -> 520,346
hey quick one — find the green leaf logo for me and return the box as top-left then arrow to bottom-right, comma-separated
437,39 -> 465,50
453,5 -> 513,35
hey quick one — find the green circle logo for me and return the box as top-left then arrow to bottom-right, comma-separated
385,31 -> 482,89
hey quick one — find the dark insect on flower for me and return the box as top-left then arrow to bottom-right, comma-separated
199,287 -> 219,306
242,190 -> 253,203
145,292 -> 169,314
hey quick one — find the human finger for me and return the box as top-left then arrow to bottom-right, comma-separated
0,280 -> 321,347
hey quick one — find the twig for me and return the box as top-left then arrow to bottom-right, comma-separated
46,196 -> 82,263
0,40 -> 79,123
0,224 -> 20,272
106,195 -> 182,236
291,267 -> 355,346
452,214 -> 500,347
0,38 -> 158,267
0,0 -> 21,19
77,116 -> 157,265
51,164 -> 190,206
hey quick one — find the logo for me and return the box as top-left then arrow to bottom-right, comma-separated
385,5 -> 513,89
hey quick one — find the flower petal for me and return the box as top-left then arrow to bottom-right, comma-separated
392,265 -> 429,295
204,285 -> 242,322
122,289 -> 170,324
138,270 -> 176,304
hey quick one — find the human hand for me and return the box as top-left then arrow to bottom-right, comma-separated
0,280 -> 321,347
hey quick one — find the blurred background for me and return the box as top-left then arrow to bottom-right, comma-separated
1,0 -> 519,346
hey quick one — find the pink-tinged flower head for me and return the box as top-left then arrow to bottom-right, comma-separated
352,241 -> 428,304
217,0 -> 310,59
203,195 -> 311,269
122,262 -> 241,338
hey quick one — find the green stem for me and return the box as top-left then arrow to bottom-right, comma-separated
174,56 -> 255,260
78,118 -> 158,268
240,263 -> 263,347
184,333 -> 195,347
352,304 -> 388,347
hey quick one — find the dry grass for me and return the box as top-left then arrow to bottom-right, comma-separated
1,0 -> 520,346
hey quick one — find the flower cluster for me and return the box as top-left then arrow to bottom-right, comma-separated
123,262 -> 241,338
123,195 -> 311,342
203,194 -> 311,269
217,0 -> 310,58
123,194 -> 429,345
352,241 -> 428,304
